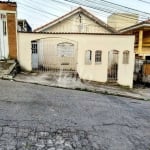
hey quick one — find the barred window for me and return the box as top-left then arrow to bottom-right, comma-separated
95,50 -> 102,63
123,50 -> 129,64
85,50 -> 92,64
31,41 -> 37,54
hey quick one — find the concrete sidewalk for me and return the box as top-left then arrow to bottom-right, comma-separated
14,71 -> 150,101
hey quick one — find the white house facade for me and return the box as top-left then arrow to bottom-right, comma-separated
17,7 -> 135,88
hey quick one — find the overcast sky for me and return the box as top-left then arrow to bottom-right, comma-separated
6,0 -> 150,29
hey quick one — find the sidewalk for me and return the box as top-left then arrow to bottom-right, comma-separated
14,71 -> 150,101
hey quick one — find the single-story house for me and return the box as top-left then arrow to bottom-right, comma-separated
18,7 -> 135,88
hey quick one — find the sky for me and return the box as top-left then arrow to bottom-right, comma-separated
4,0 -> 150,30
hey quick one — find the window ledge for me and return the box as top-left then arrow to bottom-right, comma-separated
85,63 -> 92,65
95,62 -> 102,65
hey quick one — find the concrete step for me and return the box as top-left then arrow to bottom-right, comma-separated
0,60 -> 17,79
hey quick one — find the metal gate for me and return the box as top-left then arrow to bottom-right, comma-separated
107,50 -> 119,82
31,38 -> 77,71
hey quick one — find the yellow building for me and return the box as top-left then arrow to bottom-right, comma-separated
120,20 -> 150,59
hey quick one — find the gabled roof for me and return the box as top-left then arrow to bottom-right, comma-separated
120,19 -> 150,33
34,7 -> 116,33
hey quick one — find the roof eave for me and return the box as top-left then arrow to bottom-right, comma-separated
120,23 -> 150,33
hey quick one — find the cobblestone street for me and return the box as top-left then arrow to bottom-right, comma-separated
0,120 -> 94,149
0,80 -> 150,150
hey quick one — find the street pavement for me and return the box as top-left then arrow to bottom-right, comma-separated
15,71 -> 150,100
0,79 -> 150,150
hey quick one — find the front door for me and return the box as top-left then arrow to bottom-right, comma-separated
31,41 -> 38,69
107,50 -> 119,82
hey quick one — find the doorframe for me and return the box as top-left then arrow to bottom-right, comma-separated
107,50 -> 119,82
31,40 -> 38,69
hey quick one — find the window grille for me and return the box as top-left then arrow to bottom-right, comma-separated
31,41 -> 37,54
95,50 -> 102,63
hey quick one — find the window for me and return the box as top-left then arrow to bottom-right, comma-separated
85,50 -> 92,64
57,42 -> 74,57
3,21 -> 6,35
31,41 -> 37,54
95,50 -> 102,63
123,50 -> 129,64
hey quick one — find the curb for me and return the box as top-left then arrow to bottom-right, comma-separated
11,78 -> 149,101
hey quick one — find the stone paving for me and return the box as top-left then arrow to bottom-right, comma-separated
0,120 -> 96,150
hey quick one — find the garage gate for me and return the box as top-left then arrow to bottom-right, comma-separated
31,38 -> 77,71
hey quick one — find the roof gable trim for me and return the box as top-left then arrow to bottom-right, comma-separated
34,7 -> 116,33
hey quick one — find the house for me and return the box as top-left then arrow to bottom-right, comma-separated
120,20 -> 150,60
18,19 -> 32,32
0,1 -> 17,60
18,7 -> 135,88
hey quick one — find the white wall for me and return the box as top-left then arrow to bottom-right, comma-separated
41,13 -> 111,33
0,12 -> 9,59
17,32 -> 135,88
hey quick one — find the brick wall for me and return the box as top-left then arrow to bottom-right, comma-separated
0,2 -> 16,11
7,13 -> 17,59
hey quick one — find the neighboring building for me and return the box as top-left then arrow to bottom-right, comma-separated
120,20 -> 150,59
107,13 -> 138,31
18,7 -> 135,88
0,1 -> 17,59
18,19 -> 32,32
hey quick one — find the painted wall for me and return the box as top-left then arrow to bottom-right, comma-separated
108,13 -> 138,31
0,2 -> 17,59
42,13 -> 111,33
18,32 -> 135,88
37,38 -> 78,70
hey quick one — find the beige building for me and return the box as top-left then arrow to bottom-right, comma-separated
108,13 -> 138,31
35,7 -> 115,33
18,7 -> 135,88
